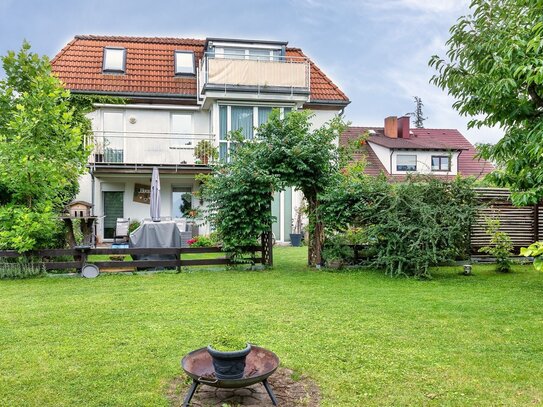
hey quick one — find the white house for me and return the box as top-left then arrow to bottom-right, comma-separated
51,35 -> 350,242
341,116 -> 493,179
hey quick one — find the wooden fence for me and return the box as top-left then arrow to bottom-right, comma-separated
471,188 -> 541,253
0,233 -> 273,273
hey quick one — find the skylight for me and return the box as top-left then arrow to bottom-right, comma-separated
174,51 -> 195,75
103,47 -> 126,73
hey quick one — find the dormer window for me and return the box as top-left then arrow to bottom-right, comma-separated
103,47 -> 126,73
174,51 -> 195,75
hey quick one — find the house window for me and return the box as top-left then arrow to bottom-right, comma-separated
396,154 -> 417,172
432,155 -> 450,171
172,187 -> 192,218
103,48 -> 126,73
214,47 -> 282,61
218,106 -> 292,161
174,51 -> 195,75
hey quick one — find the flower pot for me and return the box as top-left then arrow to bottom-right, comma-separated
290,233 -> 303,247
207,343 -> 251,380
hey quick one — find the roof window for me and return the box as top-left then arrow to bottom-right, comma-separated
103,47 -> 126,73
174,51 -> 195,75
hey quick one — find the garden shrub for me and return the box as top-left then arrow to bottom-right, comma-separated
0,258 -> 44,279
479,217 -> 513,272
321,174 -> 478,277
322,233 -> 354,267
187,235 -> 218,248
0,203 -> 64,252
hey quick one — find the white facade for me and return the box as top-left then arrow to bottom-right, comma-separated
78,103 -> 339,242
368,141 -> 460,176
70,37 -> 346,243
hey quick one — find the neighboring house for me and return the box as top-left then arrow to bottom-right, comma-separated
341,116 -> 493,179
51,35 -> 349,243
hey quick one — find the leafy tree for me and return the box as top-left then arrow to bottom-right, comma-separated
255,110 -> 347,266
429,0 -> 543,205
0,42 -> 90,251
197,130 -> 278,256
199,110 -> 347,266
406,96 -> 427,128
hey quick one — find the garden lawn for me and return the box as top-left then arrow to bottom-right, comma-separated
1,247 -> 543,406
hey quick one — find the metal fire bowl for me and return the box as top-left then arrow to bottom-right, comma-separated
182,346 -> 279,389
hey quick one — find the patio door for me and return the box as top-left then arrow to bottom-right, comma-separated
103,191 -> 124,239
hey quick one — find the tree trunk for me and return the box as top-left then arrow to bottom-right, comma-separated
63,218 -> 76,248
306,192 -> 323,267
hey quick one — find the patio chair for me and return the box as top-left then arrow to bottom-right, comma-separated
114,218 -> 130,244
174,218 -> 187,233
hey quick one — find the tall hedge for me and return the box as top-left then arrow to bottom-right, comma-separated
321,174 -> 477,277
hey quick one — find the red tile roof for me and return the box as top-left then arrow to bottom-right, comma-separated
51,35 -> 349,104
341,126 -> 494,179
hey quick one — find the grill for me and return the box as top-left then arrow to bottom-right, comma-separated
181,345 -> 280,406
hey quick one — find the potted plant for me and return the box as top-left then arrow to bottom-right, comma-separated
194,140 -> 218,165
207,336 -> 251,380
290,203 -> 305,247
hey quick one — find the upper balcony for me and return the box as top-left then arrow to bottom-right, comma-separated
198,51 -> 311,106
86,131 -> 216,174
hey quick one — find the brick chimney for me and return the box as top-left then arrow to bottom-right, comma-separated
384,116 -> 398,138
397,116 -> 410,139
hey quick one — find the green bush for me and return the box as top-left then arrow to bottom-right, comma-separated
479,218 -> 513,273
322,234 -> 353,267
0,258 -> 44,279
321,175 -> 477,277
188,234 -> 219,247
0,204 -> 64,252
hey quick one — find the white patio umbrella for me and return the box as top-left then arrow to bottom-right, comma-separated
150,166 -> 161,222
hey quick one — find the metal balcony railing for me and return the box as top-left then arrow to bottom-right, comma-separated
85,131 -> 216,166
199,52 -> 310,94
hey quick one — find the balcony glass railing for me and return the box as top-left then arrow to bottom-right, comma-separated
86,131 -> 216,166
199,52 -> 310,92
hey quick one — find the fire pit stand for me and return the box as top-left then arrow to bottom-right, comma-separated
181,345 -> 280,407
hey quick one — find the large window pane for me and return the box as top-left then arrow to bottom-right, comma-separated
432,155 -> 450,171
172,187 -> 192,218
219,106 -> 228,140
231,106 -> 254,140
249,48 -> 271,61
258,107 -> 273,126
396,155 -> 417,171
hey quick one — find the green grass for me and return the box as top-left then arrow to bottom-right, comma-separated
1,247 -> 542,406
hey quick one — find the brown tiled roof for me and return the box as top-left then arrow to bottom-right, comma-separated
341,126 -> 494,179
51,35 -> 349,103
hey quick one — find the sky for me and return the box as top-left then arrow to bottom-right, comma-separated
0,0 -> 502,144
